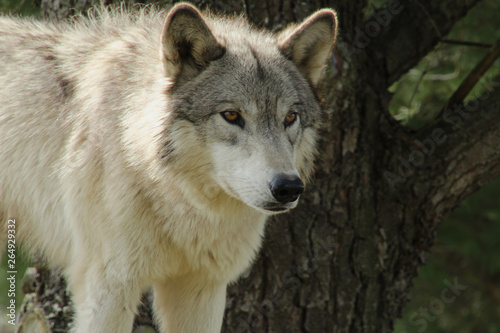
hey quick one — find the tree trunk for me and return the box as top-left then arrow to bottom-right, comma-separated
18,0 -> 499,332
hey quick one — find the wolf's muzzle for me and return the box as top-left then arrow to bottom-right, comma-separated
269,174 -> 304,204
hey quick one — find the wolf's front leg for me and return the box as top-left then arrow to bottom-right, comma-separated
153,277 -> 227,333
69,265 -> 142,333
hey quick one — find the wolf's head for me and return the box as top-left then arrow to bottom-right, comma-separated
160,4 -> 337,214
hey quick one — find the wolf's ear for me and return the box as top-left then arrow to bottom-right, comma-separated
278,10 -> 337,87
161,4 -> 225,79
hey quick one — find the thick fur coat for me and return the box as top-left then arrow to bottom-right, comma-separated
0,4 -> 337,332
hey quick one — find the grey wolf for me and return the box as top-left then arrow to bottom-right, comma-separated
0,3 -> 337,332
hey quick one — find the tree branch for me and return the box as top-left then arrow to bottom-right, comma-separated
411,88 -> 500,226
368,0 -> 484,85
441,39 -> 493,49
447,39 -> 500,106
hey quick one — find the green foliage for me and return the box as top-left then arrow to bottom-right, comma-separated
0,0 -> 40,15
392,0 -> 500,331
388,0 -> 500,128
364,0 -> 390,18
395,180 -> 500,333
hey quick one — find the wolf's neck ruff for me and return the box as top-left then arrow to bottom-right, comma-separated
0,4 -> 337,333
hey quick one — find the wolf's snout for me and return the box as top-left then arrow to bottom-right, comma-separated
270,175 -> 304,204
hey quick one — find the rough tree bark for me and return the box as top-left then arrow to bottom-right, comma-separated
17,0 -> 499,332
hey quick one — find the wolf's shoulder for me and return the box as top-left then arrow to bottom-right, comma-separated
0,7 -> 165,41
0,15 -> 60,39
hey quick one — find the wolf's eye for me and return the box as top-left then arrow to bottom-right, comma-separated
284,112 -> 298,127
220,110 -> 244,128
222,111 -> 239,122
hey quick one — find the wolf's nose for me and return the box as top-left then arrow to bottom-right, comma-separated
270,175 -> 304,204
